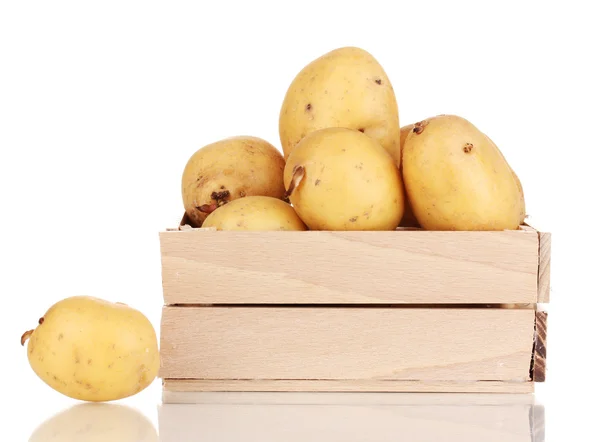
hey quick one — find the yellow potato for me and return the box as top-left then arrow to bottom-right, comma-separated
29,403 -> 158,442
21,296 -> 159,402
399,123 -> 420,228
182,136 -> 286,227
284,127 -> 404,230
203,196 -> 307,231
279,47 -> 401,166
484,133 -> 527,224
402,115 -> 523,231
399,123 -> 413,149
512,169 -> 527,224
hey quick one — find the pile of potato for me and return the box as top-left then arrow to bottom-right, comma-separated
21,47 -> 528,404
182,47 -> 526,232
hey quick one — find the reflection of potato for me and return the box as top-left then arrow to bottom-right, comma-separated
181,136 -> 286,227
279,47 -> 401,166
22,296 -> 159,402
284,127 -> 404,230
29,403 -> 158,442
203,196 -> 307,231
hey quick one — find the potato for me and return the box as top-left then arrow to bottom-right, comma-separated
21,296 -> 159,402
284,127 -> 404,230
203,196 -> 307,231
398,123 -> 420,228
484,133 -> 527,224
512,169 -> 527,224
402,115 -> 523,231
279,47 -> 401,166
30,403 -> 158,442
399,123 -> 412,149
182,136 -> 286,227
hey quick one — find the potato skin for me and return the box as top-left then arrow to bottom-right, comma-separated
512,169 -> 526,224
483,132 -> 527,224
399,123 -> 413,150
203,196 -> 307,231
398,123 -> 420,228
181,136 -> 286,227
284,127 -> 404,231
402,115 -> 523,231
25,296 -> 159,402
279,47 -> 401,166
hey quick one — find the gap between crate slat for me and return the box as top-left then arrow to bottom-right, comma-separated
164,303 -> 539,309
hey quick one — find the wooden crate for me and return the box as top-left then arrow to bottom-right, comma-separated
158,218 -> 550,399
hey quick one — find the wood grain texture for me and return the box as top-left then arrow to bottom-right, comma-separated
532,311 -> 547,382
159,390 -> 536,405
160,307 -> 535,381
158,394 -> 541,442
162,379 -> 534,396
159,230 -> 539,304
537,232 -> 551,303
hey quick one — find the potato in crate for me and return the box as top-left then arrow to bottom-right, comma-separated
159,46 -> 550,401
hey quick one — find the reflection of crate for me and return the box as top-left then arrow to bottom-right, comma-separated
158,393 -> 545,440
158,218 -> 550,400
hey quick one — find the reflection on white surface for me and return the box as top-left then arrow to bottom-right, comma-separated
159,393 -> 544,441
29,403 -> 158,442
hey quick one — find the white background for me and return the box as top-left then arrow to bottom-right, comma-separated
1,1 -> 598,440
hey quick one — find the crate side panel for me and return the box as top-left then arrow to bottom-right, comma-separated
537,232 -> 551,303
532,311 -> 547,382
160,307 -> 535,381
159,230 -> 539,304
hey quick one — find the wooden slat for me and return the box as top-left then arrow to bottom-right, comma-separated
159,390 -> 536,405
159,230 -> 539,304
532,311 -> 548,382
160,307 -> 535,381
162,379 -> 533,396
158,393 -> 541,442
537,232 -> 551,303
